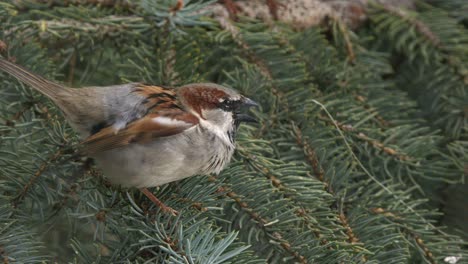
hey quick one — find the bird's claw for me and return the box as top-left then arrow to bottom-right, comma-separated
162,205 -> 179,216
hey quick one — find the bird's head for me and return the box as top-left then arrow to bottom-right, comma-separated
177,83 -> 258,143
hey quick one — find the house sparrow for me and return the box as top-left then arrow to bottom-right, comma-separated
0,58 -> 258,215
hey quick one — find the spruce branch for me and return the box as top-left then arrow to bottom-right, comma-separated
371,207 -> 437,264
379,3 -> 468,83
368,3 -> 468,139
316,114 -> 412,162
12,0 -> 136,12
309,98 -> 461,245
291,123 -> 368,263
326,14 -> 357,64
209,176 -> 308,264
13,146 -> 67,207
0,204 -> 50,262
291,123 -> 366,258
0,101 -> 35,129
238,147 -> 333,248
353,94 -> 391,128
379,5 -> 442,48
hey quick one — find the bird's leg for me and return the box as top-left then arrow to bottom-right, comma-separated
139,188 -> 178,216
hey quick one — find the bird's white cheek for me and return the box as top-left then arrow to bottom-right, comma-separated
199,117 -> 234,146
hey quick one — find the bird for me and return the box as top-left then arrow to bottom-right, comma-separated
0,57 -> 258,215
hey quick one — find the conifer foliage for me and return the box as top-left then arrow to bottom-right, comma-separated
0,1 -> 467,263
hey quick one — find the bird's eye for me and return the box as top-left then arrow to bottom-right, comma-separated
219,98 -> 236,111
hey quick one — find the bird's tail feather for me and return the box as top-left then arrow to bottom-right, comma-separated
0,58 -> 65,100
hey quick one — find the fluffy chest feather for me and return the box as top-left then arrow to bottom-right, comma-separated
93,124 -> 235,188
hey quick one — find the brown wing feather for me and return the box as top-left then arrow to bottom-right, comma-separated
82,84 -> 199,154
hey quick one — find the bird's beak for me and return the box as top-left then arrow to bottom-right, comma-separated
242,97 -> 259,108
236,114 -> 257,123
237,97 -> 259,123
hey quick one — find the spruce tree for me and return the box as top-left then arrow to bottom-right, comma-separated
0,0 -> 467,263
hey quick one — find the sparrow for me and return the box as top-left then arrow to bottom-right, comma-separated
0,58 -> 258,215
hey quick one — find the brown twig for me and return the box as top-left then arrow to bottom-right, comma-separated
292,126 -> 326,182
354,94 -> 391,127
0,40 -> 6,53
317,114 -> 413,161
175,197 -> 208,212
52,183 -> 80,213
95,209 -> 107,222
339,212 -> 359,244
209,176 -> 308,264
0,101 -> 35,129
239,149 -> 329,246
13,148 -> 64,207
381,6 -> 441,48
0,245 -> 8,264
170,0 -> 184,13
380,5 -> 468,83
327,14 -> 356,64
138,230 -> 182,260
0,96 -> 55,134
292,124 -> 364,249
355,132 -> 412,161
371,207 -> 436,264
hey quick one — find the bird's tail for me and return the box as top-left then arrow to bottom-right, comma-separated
0,57 -> 65,100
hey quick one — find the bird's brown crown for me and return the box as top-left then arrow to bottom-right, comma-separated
177,83 -> 242,116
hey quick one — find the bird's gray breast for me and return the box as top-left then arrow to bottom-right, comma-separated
93,125 -> 235,188
198,127 -> 235,175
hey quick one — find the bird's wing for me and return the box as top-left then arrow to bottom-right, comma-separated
82,84 -> 199,154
